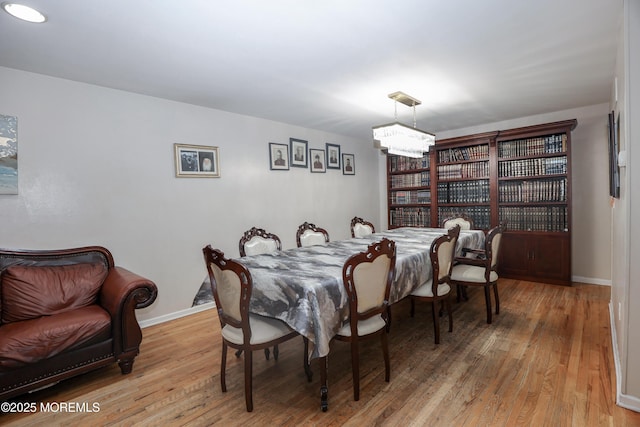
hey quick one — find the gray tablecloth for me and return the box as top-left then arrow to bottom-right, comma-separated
232,227 -> 485,359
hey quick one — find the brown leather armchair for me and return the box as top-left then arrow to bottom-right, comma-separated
0,246 -> 158,400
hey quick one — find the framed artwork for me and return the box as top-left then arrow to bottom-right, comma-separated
269,142 -> 289,170
608,111 -> 620,198
326,143 -> 341,169
290,138 -> 308,168
342,153 -> 355,175
174,144 -> 219,178
310,149 -> 326,173
0,114 -> 18,194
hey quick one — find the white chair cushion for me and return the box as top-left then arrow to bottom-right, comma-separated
244,236 -> 278,256
300,230 -> 327,247
353,255 -> 390,313
450,264 -> 498,283
410,279 -> 451,298
221,314 -> 293,345
444,217 -> 471,230
337,314 -> 386,337
353,223 -> 373,238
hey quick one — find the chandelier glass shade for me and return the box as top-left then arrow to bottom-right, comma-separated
373,122 -> 435,158
372,91 -> 435,158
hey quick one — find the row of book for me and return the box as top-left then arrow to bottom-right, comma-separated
499,206 -> 568,232
390,190 -> 431,205
437,206 -> 491,230
499,178 -> 567,203
390,172 -> 430,189
498,134 -> 567,158
389,154 -> 430,172
438,144 -> 489,163
498,156 -> 566,178
390,207 -> 430,227
437,161 -> 489,180
437,180 -> 490,203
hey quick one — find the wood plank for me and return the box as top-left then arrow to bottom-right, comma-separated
2,280 -> 639,426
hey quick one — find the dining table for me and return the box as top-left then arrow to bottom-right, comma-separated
232,226 -> 486,411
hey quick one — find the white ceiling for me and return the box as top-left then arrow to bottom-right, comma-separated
0,0 -> 623,140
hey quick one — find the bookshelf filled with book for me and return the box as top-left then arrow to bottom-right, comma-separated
495,120 -> 576,285
387,154 -> 431,228
433,133 -> 495,230
385,119 -> 577,285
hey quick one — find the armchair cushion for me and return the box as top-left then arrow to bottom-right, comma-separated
450,264 -> 498,283
410,279 -> 451,298
1,263 -> 108,324
0,305 -> 111,370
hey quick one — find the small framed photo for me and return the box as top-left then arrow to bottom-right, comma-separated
290,138 -> 308,168
174,144 -> 220,177
342,153 -> 355,175
310,149 -> 326,173
269,142 -> 289,170
326,143 -> 341,169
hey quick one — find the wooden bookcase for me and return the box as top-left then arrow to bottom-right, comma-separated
387,154 -> 431,228
386,119 -> 577,285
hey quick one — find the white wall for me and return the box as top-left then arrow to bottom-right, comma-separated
611,0 -> 640,409
0,66 -> 380,323
383,103 -> 612,284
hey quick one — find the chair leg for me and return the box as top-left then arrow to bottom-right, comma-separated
431,301 -> 440,344
303,337 -> 313,382
235,349 -> 242,358
386,305 -> 392,332
273,345 -> 279,361
264,348 -> 270,360
410,297 -> 415,317
445,297 -> 453,333
244,349 -> 253,412
221,342 -> 228,392
381,332 -> 390,383
484,286 -> 493,324
350,340 -> 360,401
493,283 -> 500,315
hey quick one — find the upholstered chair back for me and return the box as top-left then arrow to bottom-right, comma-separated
296,222 -> 330,247
239,227 -> 282,257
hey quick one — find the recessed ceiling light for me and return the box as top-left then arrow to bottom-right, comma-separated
2,2 -> 47,23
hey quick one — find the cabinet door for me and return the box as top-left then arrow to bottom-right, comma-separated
530,234 -> 570,284
498,233 -> 531,278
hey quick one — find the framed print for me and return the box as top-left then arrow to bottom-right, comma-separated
0,114 -> 18,194
174,144 -> 219,177
310,149 -> 326,173
290,138 -> 308,168
269,142 -> 289,170
342,153 -> 355,175
326,143 -> 341,169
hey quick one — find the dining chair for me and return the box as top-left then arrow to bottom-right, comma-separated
350,216 -> 375,238
296,222 -> 330,247
239,227 -> 282,257
334,237 -> 396,401
202,245 -> 312,412
238,226 -> 283,360
442,213 -> 474,230
450,222 -> 506,324
409,225 -> 460,344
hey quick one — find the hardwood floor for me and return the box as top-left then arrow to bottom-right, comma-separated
3,280 -> 640,426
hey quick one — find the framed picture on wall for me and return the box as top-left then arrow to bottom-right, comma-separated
290,138 -> 308,168
0,114 -> 18,194
174,144 -> 220,177
269,142 -> 289,170
310,149 -> 326,173
342,153 -> 355,175
326,143 -> 341,169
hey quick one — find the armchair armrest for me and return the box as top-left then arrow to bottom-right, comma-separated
99,267 -> 158,365
454,256 -> 488,267
461,247 -> 487,258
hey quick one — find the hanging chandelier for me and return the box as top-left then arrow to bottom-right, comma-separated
372,91 -> 435,158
